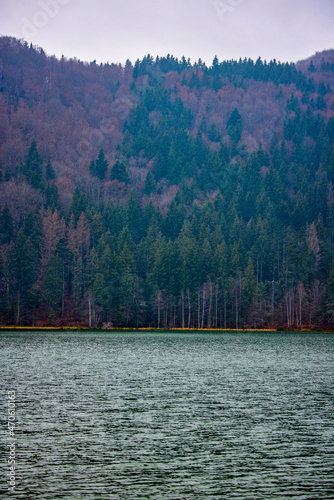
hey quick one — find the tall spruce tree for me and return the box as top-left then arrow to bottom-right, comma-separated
22,139 -> 44,189
226,108 -> 243,143
110,160 -> 130,183
89,149 -> 108,180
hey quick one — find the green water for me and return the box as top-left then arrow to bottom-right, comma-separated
1,331 -> 334,499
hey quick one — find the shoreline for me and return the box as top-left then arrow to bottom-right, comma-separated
0,326 -> 333,333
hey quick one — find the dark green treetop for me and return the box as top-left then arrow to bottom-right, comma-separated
110,160 -> 130,184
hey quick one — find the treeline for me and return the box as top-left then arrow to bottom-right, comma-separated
133,54 -> 313,91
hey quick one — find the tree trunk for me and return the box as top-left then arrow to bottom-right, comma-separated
62,264 -> 65,317
88,290 -> 92,328
215,284 -> 219,328
271,279 -> 275,328
181,290 -> 185,329
208,281 -> 213,328
224,290 -> 227,329
187,289 -> 191,328
165,298 -> 168,329
157,290 -> 161,328
16,290 -> 21,325
201,287 -> 206,329
197,289 -> 201,329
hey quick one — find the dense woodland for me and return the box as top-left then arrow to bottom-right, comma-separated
1,37 -> 334,329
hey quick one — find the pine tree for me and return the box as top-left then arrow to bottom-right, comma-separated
43,253 -> 63,313
70,188 -> 91,223
95,149 -> 108,180
21,139 -> 44,189
325,261 -> 334,326
45,160 -> 55,182
163,200 -> 184,240
226,108 -> 243,143
44,183 -> 60,211
110,160 -> 130,183
5,231 -> 39,324
89,149 -> 108,180
144,171 -> 154,195
308,60 -> 316,73
242,258 -> 256,308
89,159 -> 96,177
127,190 -> 145,243
0,205 -> 14,244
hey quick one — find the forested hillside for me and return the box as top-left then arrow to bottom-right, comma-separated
1,36 -> 334,329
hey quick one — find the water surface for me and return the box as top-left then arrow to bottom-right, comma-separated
1,331 -> 334,499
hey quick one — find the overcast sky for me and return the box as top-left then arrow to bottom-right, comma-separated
0,0 -> 333,65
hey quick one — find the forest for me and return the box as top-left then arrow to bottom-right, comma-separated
1,37 -> 334,329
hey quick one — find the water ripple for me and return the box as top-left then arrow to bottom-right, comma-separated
1,331 -> 334,499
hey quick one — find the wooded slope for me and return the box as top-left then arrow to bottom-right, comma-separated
1,37 -> 334,329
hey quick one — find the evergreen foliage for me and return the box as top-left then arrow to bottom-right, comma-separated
110,160 -> 130,183
21,139 -> 44,189
89,149 -> 108,180
1,39 -> 334,328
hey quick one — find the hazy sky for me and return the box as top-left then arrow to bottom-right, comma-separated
0,0 -> 333,65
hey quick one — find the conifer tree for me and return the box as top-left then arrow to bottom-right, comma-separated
226,108 -> 243,143
45,160 -> 55,182
242,258 -> 256,308
21,139 -> 44,189
110,160 -> 130,183
89,149 -> 108,180
0,205 -> 14,244
5,231 -> 39,324
325,262 -> 334,326
144,172 -> 154,195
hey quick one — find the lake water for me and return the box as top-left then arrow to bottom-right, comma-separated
1,331 -> 334,499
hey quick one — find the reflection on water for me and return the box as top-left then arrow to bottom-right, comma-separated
1,331 -> 334,499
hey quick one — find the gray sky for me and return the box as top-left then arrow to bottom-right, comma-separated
0,0 -> 333,65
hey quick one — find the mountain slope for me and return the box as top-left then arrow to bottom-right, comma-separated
0,37 -> 334,329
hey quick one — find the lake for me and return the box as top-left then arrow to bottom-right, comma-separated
1,331 -> 334,499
